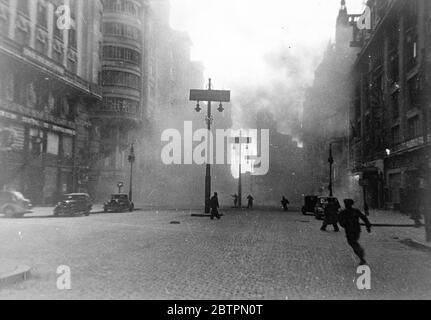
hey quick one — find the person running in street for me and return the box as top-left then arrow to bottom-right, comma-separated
210,192 -> 221,220
281,196 -> 289,211
338,199 -> 372,266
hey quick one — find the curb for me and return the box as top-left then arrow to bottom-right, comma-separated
0,265 -> 31,289
191,214 -> 225,217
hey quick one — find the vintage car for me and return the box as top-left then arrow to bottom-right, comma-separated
0,190 -> 32,218
314,196 -> 341,220
301,195 -> 318,215
103,194 -> 134,213
54,193 -> 92,217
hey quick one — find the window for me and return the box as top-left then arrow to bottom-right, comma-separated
68,28 -> 77,48
408,116 -> 421,140
29,128 -> 43,156
391,92 -> 399,119
62,136 -> 73,158
102,70 -> 140,89
103,46 -> 140,64
36,2 -> 47,28
47,132 -> 59,155
103,22 -> 140,41
408,75 -> 420,109
391,126 -> 400,145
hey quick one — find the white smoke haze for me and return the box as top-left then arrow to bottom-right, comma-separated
170,0 -> 365,135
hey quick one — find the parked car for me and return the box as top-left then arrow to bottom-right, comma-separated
314,196 -> 341,220
103,194 -> 134,213
54,193 -> 92,217
0,190 -> 32,218
301,195 -> 318,215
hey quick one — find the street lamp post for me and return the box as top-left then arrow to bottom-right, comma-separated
190,79 -> 231,213
128,143 -> 135,202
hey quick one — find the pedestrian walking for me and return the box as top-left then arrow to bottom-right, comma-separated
210,192 -> 221,220
281,196 -> 289,211
232,194 -> 238,208
247,194 -> 254,209
338,199 -> 372,266
320,199 -> 340,232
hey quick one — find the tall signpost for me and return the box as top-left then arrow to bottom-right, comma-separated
230,134 -> 252,208
190,79 -> 231,213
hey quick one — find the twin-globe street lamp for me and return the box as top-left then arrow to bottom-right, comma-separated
190,78 -> 231,213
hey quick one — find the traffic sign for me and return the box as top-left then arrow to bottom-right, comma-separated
190,89 -> 231,102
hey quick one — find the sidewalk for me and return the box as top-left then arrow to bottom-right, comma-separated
0,260 -> 31,288
368,209 -> 431,249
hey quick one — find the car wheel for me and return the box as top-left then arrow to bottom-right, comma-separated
4,207 -> 16,218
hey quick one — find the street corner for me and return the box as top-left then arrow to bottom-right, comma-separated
0,260 -> 31,289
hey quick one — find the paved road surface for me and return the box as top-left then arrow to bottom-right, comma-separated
1,208 -> 430,299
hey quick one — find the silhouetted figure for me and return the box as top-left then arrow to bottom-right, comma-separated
232,194 -> 238,208
338,199 -> 372,266
210,192 -> 220,220
321,200 -> 340,232
281,196 -> 289,211
247,195 -> 254,209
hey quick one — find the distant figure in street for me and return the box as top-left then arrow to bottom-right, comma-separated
320,199 -> 340,232
247,195 -> 254,209
232,194 -> 238,208
338,199 -> 372,266
210,192 -> 220,220
281,196 -> 290,211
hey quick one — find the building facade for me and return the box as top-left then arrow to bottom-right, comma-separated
302,0 -> 359,200
349,0 -> 431,211
0,0 -> 103,204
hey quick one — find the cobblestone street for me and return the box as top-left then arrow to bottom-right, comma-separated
1,207 -> 431,300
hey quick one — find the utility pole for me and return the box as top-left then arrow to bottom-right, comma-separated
231,134 -> 252,208
190,79 -> 231,213
128,143 -> 135,202
328,143 -> 334,197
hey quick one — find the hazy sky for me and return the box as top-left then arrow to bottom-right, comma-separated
170,0 -> 365,89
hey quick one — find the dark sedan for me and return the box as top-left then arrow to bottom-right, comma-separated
54,193 -> 92,217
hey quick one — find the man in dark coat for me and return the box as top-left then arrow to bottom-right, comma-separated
281,196 -> 289,211
320,199 -> 340,232
338,199 -> 372,266
232,194 -> 238,208
247,195 -> 254,209
210,192 -> 220,220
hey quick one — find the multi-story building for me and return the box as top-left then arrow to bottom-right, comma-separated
302,0 -> 360,200
0,0 -> 103,204
93,0 -> 149,199
349,0 -> 431,211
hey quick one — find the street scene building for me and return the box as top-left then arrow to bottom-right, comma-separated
1,0 -> 431,302
348,0 -> 431,211
0,0 -> 103,204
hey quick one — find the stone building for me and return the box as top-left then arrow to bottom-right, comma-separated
302,0 -> 360,200
0,0 -> 103,204
349,0 -> 431,211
